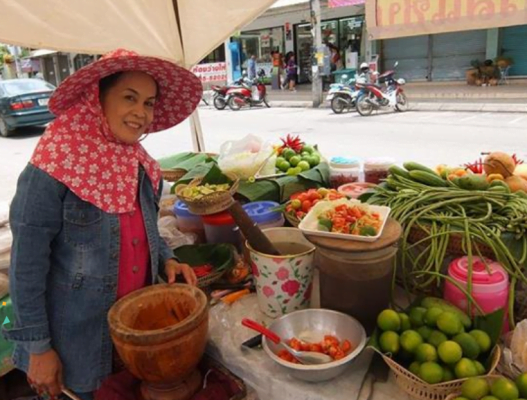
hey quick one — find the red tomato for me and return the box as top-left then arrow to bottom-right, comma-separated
309,343 -> 323,353
341,339 -> 352,354
296,211 -> 306,219
298,193 -> 309,203
299,341 -> 311,352
289,338 -> 302,351
308,191 -> 322,201
301,200 -> 312,213
312,199 -> 320,206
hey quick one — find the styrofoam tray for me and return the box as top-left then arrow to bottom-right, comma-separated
298,198 -> 391,242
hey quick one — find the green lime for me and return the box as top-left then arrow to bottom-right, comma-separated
516,373 -> 527,398
309,154 -> 321,167
453,333 -> 480,360
278,160 -> 291,172
437,312 -> 463,336
438,341 -> 463,364
469,330 -> 492,353
480,396 -> 500,400
417,326 -> 433,341
409,307 -> 428,328
290,199 -> 302,210
428,330 -> 448,347
455,358 -> 478,379
443,367 -> 455,382
399,313 -> 412,331
419,362 -> 444,384
490,377 -> 519,400
275,156 -> 286,165
377,309 -> 401,332
474,361 -> 486,375
409,361 -> 421,376
425,307 -> 444,328
286,167 -> 302,176
400,330 -> 423,354
297,160 -> 310,171
379,331 -> 400,354
282,148 -> 296,161
461,377 -> 490,400
289,155 -> 301,167
301,145 -> 315,154
452,398 -> 470,400
415,343 -> 438,363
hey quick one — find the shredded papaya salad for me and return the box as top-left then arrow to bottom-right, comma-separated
317,204 -> 382,236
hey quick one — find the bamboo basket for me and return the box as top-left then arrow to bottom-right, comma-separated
381,346 -> 501,400
161,168 -> 187,183
176,172 -> 239,216
443,374 -> 509,400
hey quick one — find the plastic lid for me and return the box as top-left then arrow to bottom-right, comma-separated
201,211 -> 235,226
364,157 -> 396,170
173,200 -> 197,218
448,256 -> 509,293
242,201 -> 281,224
330,156 -> 361,169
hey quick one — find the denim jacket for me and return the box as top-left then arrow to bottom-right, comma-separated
3,163 -> 174,393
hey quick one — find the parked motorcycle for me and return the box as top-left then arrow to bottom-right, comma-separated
211,77 -> 247,110
326,78 -> 359,114
355,62 -> 408,117
226,69 -> 270,111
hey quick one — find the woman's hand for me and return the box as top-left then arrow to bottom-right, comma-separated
28,349 -> 63,399
164,259 -> 197,286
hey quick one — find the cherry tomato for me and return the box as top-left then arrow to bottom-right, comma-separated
341,339 -> 352,354
301,200 -> 312,213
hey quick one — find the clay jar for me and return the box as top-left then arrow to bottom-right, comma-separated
108,283 -> 208,400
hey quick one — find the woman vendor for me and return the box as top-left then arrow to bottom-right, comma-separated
3,49 -> 202,400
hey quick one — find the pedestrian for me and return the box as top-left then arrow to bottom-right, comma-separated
247,54 -> 257,80
282,53 -> 298,91
2,48 -> 201,400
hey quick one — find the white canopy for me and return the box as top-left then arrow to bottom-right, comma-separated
0,0 -> 278,149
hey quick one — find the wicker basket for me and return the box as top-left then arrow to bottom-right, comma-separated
176,172 -> 239,215
443,375 -> 507,400
407,226 -> 496,259
161,168 -> 187,183
381,346 -> 501,400
284,209 -> 301,227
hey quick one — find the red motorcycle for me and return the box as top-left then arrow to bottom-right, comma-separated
355,62 -> 408,117
211,77 -> 247,110
226,70 -> 270,111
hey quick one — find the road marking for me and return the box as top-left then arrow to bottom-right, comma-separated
509,115 -> 526,124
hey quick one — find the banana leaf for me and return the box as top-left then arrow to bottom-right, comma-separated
158,152 -> 217,172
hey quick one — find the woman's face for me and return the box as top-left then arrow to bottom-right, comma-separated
100,71 -> 157,144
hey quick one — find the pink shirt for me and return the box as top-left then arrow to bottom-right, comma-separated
116,197 -> 151,300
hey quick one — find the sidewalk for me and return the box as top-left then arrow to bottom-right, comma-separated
267,80 -> 527,112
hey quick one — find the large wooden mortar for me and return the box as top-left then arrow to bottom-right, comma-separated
108,284 -> 208,400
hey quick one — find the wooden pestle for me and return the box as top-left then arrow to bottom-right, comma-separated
227,201 -> 282,256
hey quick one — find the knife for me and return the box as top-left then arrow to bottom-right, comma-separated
357,351 -> 389,400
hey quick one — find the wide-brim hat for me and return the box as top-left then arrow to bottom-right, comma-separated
49,48 -> 203,132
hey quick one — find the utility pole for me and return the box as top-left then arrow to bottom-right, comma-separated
310,0 -> 323,108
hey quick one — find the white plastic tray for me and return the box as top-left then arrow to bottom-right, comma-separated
298,198 -> 391,242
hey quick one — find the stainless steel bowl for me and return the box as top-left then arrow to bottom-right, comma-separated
262,308 -> 367,382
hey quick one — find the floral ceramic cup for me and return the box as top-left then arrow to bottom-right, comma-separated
247,228 -> 316,318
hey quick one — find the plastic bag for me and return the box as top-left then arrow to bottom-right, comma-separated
158,216 -> 197,249
218,134 -> 276,179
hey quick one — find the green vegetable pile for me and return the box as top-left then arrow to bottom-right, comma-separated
366,162 -> 527,325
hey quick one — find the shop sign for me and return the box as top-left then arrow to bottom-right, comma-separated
190,62 -> 227,83
261,34 -> 271,48
329,0 -> 365,7
366,0 -> 527,39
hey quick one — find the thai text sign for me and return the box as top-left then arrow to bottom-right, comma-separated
190,62 -> 227,83
366,0 -> 527,39
329,0 -> 366,7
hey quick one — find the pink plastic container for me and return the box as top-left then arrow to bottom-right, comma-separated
444,256 -> 509,332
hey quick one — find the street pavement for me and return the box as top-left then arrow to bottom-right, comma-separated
0,107 -> 524,204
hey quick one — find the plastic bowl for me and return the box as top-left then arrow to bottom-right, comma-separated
262,309 -> 367,382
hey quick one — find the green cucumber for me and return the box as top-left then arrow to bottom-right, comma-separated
421,297 -> 472,329
408,170 -> 448,187
403,162 -> 438,176
455,175 -> 489,191
389,165 -> 411,180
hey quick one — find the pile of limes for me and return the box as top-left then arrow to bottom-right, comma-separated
376,297 -> 494,385
453,374 -> 527,400
276,145 -> 321,176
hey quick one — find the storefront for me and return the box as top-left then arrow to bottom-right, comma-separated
500,25 -> 527,76
234,26 -> 285,79
382,30 -> 487,82
295,15 -> 364,83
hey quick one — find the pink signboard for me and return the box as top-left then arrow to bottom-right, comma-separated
329,0 -> 365,8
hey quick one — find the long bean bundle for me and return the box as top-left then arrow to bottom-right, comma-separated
367,171 -> 527,323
